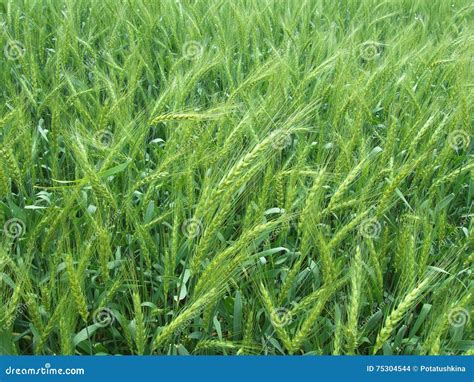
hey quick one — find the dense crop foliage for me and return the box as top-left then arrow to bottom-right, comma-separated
0,0 -> 472,355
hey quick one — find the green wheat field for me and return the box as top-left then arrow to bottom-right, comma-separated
0,0 -> 472,356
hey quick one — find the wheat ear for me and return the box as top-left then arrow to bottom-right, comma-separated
373,277 -> 431,354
